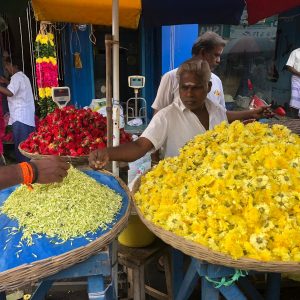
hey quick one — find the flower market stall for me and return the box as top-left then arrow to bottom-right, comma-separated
133,121 -> 300,299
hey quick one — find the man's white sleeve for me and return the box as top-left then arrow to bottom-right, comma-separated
286,50 -> 296,67
151,72 -> 174,110
7,75 -> 21,95
141,111 -> 168,152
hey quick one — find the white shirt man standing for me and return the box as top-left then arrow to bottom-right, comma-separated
286,48 -> 300,118
152,31 -> 226,113
0,57 -> 35,162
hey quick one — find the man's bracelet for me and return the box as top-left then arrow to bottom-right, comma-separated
29,161 -> 39,184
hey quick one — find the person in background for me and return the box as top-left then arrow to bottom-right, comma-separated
286,48 -> 300,118
0,56 -> 35,162
0,156 -> 70,190
0,92 -> 5,165
152,31 -> 227,115
89,59 -> 271,169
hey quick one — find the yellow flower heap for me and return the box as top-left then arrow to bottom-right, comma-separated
135,121 -> 300,261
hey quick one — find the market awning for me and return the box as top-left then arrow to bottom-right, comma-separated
32,0 -> 141,29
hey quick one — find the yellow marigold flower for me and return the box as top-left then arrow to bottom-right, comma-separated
38,88 -> 45,99
47,32 -> 54,40
35,34 -> 42,42
40,36 -> 48,44
49,57 -> 57,65
45,87 -> 52,97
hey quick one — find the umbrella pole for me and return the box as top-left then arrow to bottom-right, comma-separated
111,2 -> 120,298
112,0 -> 120,177
105,34 -> 113,149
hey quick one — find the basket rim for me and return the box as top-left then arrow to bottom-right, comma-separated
0,169 -> 132,292
18,143 -> 89,161
132,175 -> 300,273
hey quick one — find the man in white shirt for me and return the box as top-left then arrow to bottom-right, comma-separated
152,31 -> 226,114
88,59 -> 271,169
0,57 -> 35,162
286,48 -> 300,118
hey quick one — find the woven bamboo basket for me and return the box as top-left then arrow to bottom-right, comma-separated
0,169 -> 131,292
18,144 -> 89,165
268,118 -> 300,135
132,175 -> 300,273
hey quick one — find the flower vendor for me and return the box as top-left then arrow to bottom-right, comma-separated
89,58 -> 271,168
0,155 -> 69,190
0,56 -> 35,162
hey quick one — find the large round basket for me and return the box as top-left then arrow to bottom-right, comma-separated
0,169 -> 131,292
132,175 -> 300,273
19,143 -> 89,165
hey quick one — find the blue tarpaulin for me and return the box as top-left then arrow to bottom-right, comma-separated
0,170 -> 130,273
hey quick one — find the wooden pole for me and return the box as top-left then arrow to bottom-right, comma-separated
105,34 -> 113,148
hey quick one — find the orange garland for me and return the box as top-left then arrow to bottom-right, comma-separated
19,162 -> 34,190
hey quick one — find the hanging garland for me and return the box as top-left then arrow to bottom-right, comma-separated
35,23 -> 58,118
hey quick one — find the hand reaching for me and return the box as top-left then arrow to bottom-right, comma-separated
31,156 -> 70,184
89,149 -> 110,170
251,105 -> 274,119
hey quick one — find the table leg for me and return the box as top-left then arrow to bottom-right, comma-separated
201,277 -> 220,300
175,259 -> 198,300
171,248 -> 184,298
31,280 -> 54,299
265,273 -> 281,300
88,275 -> 105,300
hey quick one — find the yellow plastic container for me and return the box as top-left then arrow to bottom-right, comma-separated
118,213 -> 156,247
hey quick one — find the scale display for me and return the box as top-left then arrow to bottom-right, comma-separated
52,87 -> 71,108
128,76 -> 145,89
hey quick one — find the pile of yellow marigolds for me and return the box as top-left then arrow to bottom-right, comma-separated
135,121 -> 300,261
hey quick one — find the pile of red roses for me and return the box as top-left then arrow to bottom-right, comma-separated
20,106 -> 132,156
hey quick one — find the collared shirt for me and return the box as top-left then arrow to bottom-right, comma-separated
7,72 -> 35,126
142,98 -> 227,158
286,48 -> 300,73
151,68 -> 225,110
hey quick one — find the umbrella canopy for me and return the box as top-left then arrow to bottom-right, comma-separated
32,0 -> 141,29
247,0 -> 300,25
223,37 -> 275,55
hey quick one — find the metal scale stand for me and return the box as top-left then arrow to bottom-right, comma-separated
125,76 -> 147,135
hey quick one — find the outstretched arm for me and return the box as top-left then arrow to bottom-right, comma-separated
226,106 -> 273,123
89,137 -> 154,169
286,66 -> 300,77
0,85 -> 13,97
0,156 -> 70,190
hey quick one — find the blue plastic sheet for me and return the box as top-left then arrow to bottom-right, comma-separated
0,170 -> 130,273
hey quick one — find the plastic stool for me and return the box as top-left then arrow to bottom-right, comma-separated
118,239 -> 172,300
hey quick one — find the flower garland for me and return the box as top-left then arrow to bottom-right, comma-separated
35,27 -> 58,118
135,121 -> 300,262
